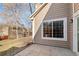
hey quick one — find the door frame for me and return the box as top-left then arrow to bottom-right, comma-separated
73,10 -> 79,53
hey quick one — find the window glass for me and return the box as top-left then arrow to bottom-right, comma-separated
43,20 -> 64,38
43,22 -> 52,37
53,20 -> 64,38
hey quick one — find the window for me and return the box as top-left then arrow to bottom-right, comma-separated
53,21 -> 64,38
42,18 -> 67,41
43,22 -> 52,37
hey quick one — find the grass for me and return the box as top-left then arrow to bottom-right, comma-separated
0,41 -> 3,46
0,43 -> 32,56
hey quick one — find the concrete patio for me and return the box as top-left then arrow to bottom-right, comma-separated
15,44 -> 76,56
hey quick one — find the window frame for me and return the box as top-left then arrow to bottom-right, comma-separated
41,17 -> 67,41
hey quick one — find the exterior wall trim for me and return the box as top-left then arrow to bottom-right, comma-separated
73,9 -> 79,53
30,3 -> 48,20
32,4 -> 52,41
73,10 -> 79,17
41,17 -> 67,41
32,18 -> 35,40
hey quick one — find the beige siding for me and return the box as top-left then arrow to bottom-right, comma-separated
8,27 -> 17,39
34,3 -> 73,48
74,3 -> 79,12
35,3 -> 42,10
67,4 -> 73,50
33,4 -> 51,38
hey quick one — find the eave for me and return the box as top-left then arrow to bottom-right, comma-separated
29,3 -> 48,21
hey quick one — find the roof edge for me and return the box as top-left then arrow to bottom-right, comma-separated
29,3 -> 48,20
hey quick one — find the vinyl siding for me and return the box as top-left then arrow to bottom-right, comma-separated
35,3 -> 42,10
33,4 -> 51,39
74,3 -> 79,12
34,3 -> 73,49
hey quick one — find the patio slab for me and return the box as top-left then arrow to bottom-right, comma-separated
15,44 -> 76,56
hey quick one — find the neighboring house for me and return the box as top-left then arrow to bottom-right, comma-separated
0,25 -> 8,40
29,3 -> 79,54
0,24 -> 28,40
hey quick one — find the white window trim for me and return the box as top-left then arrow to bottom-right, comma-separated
41,17 -> 67,41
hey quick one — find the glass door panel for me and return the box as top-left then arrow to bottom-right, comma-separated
77,17 -> 79,52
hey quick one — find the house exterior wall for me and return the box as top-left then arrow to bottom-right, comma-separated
33,4 -> 51,39
2,27 -> 8,36
0,26 -> 9,40
34,3 -> 73,49
18,28 -> 24,38
8,27 -> 24,39
35,3 -> 42,10
74,3 -> 79,12
8,27 -> 17,39
0,26 -> 9,36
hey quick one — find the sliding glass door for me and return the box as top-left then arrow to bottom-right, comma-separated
77,16 -> 79,52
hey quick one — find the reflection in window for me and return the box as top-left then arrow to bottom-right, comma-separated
43,20 -> 64,38
43,22 -> 52,37
53,21 -> 64,38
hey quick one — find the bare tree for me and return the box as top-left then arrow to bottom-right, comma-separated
29,3 -> 32,14
0,3 -> 35,30
0,4 -> 24,26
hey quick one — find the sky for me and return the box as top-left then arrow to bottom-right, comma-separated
0,4 -> 4,12
0,3 -> 35,28
0,4 -> 4,24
